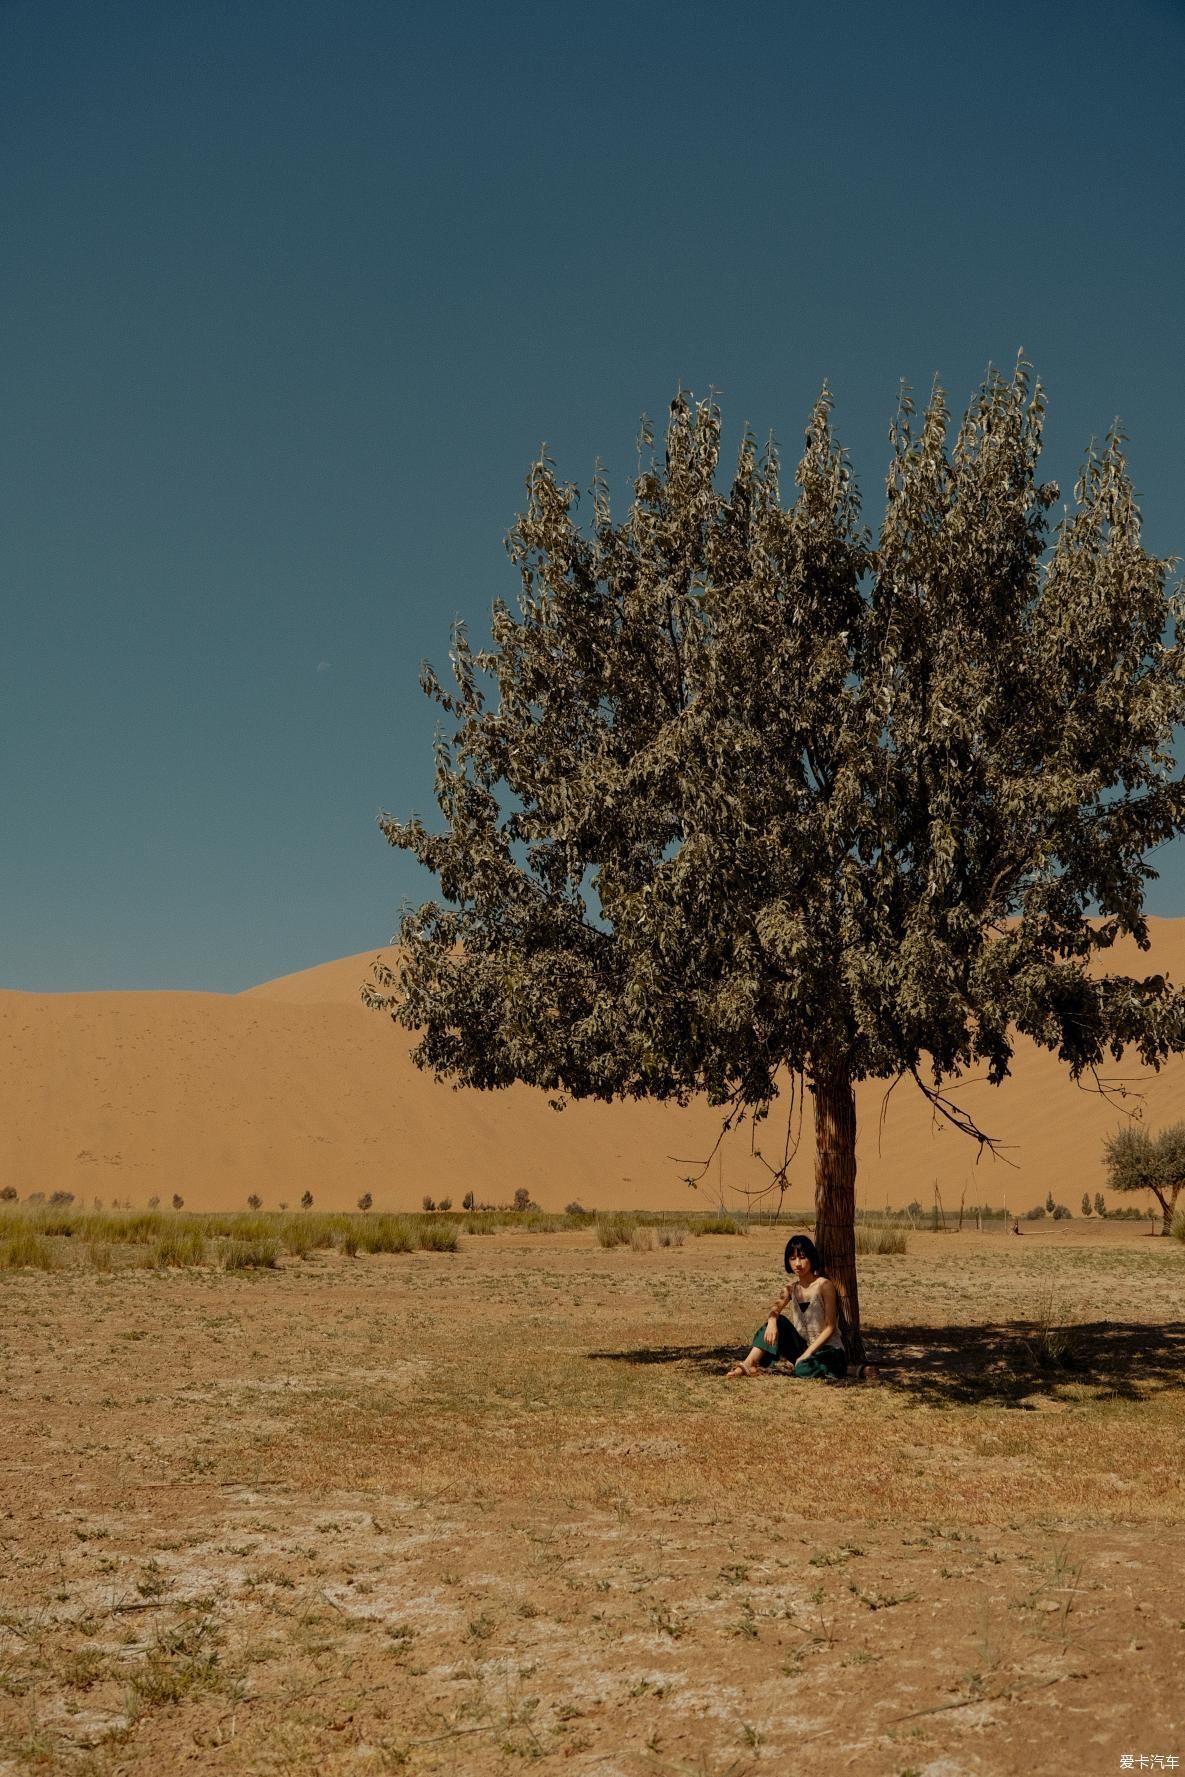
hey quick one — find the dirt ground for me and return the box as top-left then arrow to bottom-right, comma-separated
2,1221 -> 1183,1777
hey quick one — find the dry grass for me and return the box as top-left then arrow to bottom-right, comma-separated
1,1219 -> 1182,1775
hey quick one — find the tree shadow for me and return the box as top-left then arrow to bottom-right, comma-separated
589,1320 -> 1185,1405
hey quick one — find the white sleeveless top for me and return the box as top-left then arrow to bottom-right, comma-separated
788,1282 -> 844,1351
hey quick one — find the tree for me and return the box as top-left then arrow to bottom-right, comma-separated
357,1192 -> 374,1213
1094,1191 -> 1107,1217
422,1194 -> 436,1212
301,1190 -> 314,1210
247,1193 -> 263,1211
1081,1192 -> 1092,1216
513,1188 -> 532,1212
172,1194 -> 184,1211
1103,1121 -> 1185,1234
1045,1191 -> 1056,1215
0,1186 -> 16,1202
372,369 -> 1185,1358
462,1191 -> 476,1210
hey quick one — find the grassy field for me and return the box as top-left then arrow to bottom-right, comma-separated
1,1215 -> 1182,1775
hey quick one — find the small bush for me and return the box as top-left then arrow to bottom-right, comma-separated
462,1192 -> 476,1211
1051,1204 -> 1072,1221
171,1194 -> 184,1211
1171,1209 -> 1185,1245
656,1226 -> 686,1248
418,1220 -> 459,1253
301,1191 -> 314,1210
339,1228 -> 360,1257
0,1230 -> 57,1270
629,1226 -> 654,1252
565,1201 -> 587,1217
355,1216 -> 417,1254
247,1193 -> 263,1212
0,1186 -> 18,1202
357,1193 -> 374,1212
87,1242 -> 114,1272
513,1188 -> 532,1212
49,1190 -> 75,1206
438,1196 -> 452,1212
595,1214 -> 634,1248
147,1195 -> 161,1209
422,1195 -> 436,1213
695,1214 -> 745,1236
149,1229 -> 207,1269
856,1225 -> 908,1255
223,1238 -> 279,1271
1025,1205 -> 1046,1220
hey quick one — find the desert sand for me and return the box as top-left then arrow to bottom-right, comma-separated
3,921 -> 1185,1213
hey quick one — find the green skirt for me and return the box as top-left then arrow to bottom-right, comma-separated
751,1314 -> 847,1379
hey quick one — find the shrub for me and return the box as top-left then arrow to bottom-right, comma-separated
418,1220 -> 460,1252
355,1216 -> 416,1254
147,1195 -> 161,1209
1172,1209 -> 1185,1245
0,1230 -> 57,1270
462,1192 -> 475,1211
149,1229 -> 207,1269
247,1193 -> 263,1212
1025,1205 -> 1046,1220
1052,1204 -> 1072,1220
629,1226 -> 654,1252
49,1190 -> 75,1206
695,1214 -> 745,1236
223,1238 -> 279,1271
301,1191 -> 314,1210
0,1186 -> 17,1202
513,1188 -> 532,1212
595,1213 -> 634,1248
87,1242 -> 114,1272
565,1201 -> 587,1216
856,1224 -> 908,1255
339,1227 -> 360,1256
656,1226 -> 686,1247
172,1194 -> 184,1211
357,1193 -> 374,1212
422,1195 -> 436,1213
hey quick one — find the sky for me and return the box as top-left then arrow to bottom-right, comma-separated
3,0 -> 1185,992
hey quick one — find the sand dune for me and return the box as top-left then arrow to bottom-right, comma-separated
4,926 -> 1185,1214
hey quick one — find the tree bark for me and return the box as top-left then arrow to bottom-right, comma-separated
810,1061 -> 864,1363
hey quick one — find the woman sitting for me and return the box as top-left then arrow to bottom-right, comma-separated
726,1233 -> 848,1380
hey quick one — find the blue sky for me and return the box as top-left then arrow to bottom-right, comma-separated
3,0 -> 1184,991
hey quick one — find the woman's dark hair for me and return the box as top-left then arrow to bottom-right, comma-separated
783,1233 -> 822,1274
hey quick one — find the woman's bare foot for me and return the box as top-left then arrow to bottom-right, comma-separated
725,1360 -> 765,1379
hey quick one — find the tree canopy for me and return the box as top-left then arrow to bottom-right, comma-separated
1103,1121 -> 1185,1233
370,363 -> 1185,1352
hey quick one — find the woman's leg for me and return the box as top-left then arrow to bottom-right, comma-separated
727,1316 -> 804,1378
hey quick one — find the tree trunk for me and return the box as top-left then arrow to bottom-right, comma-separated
810,1061 -> 864,1363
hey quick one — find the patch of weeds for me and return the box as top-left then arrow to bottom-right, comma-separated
849,1585 -> 917,1610
809,1543 -> 864,1567
222,1237 -> 278,1271
648,1602 -> 686,1639
130,1616 -> 223,1708
466,1612 -> 495,1642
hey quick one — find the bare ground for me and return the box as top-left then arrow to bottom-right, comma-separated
2,1222 -> 1183,1776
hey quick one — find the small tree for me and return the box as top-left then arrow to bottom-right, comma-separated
301,1190 -> 314,1210
1025,1204 -> 1046,1220
438,1196 -> 453,1211
513,1188 -> 532,1213
1052,1203 -> 1072,1220
247,1193 -> 263,1211
1103,1121 -> 1185,1234
147,1195 -> 160,1209
1,1186 -> 17,1202
172,1193 -> 184,1211
1081,1192 -> 1092,1216
462,1191 -> 476,1210
1094,1191 -> 1107,1217
49,1190 -> 75,1206
1045,1191 -> 1056,1214
422,1194 -> 436,1212
373,370 -> 1185,1357
357,1192 -> 374,1213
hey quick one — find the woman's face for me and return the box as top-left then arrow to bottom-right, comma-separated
788,1250 -> 814,1282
